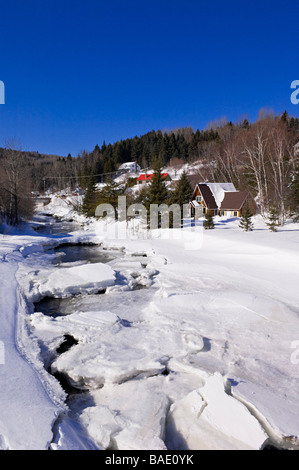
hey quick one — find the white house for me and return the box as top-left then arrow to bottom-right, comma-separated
118,162 -> 141,173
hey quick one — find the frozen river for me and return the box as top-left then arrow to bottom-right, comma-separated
2,206 -> 299,450
28,215 -> 165,449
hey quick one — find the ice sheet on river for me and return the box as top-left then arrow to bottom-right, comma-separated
166,373 -> 268,450
30,308 -> 206,388
231,379 -> 299,447
29,263 -> 116,300
78,379 -> 169,450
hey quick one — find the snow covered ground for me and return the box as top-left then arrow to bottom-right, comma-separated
1,196 -> 299,450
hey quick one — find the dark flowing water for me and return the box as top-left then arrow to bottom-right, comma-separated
32,214 -> 82,235
33,217 -> 121,316
52,243 -> 116,265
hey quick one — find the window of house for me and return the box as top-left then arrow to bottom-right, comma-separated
203,207 -> 206,214
196,195 -> 202,202
233,211 -> 238,217
214,209 -> 218,216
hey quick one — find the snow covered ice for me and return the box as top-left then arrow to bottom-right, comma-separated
1,200 -> 299,450
29,262 -> 116,301
166,373 -> 268,450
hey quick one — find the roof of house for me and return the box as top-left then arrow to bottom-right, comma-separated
190,199 -> 200,207
220,191 -> 251,210
206,182 -> 236,206
198,184 -> 218,209
193,182 -> 237,209
137,173 -> 169,181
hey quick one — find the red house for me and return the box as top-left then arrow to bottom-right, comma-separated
137,173 -> 171,185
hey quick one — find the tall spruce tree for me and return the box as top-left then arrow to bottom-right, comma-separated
145,158 -> 169,227
169,170 -> 193,224
82,173 -> 97,217
289,166 -> 299,221
95,177 -> 122,217
239,204 -> 254,231
173,171 -> 193,205
146,159 -> 168,206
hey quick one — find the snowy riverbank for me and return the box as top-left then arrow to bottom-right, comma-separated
1,198 -> 299,450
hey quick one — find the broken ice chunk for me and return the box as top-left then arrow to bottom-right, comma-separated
231,379 -> 299,447
166,372 -> 268,450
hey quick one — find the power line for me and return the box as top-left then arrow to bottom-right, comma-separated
41,166 -> 151,195
41,166 -> 150,183
42,170 -> 119,181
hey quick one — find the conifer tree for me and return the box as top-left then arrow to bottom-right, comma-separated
174,171 -> 193,206
239,204 -> 254,231
280,110 -> 289,124
145,158 -> 169,227
82,173 -> 97,217
95,177 -> 122,216
169,170 -> 193,224
203,211 -> 215,229
266,206 -> 280,232
289,166 -> 299,221
146,159 -> 168,207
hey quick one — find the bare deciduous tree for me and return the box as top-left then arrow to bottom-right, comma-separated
0,142 -> 33,225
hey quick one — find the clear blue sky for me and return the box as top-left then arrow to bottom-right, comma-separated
0,0 -> 298,156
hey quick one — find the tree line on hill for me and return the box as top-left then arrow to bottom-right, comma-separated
1,109 -> 299,226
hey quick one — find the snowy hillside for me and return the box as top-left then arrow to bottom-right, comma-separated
1,197 -> 299,450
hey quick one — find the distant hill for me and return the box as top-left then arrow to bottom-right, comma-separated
1,110 -> 299,225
